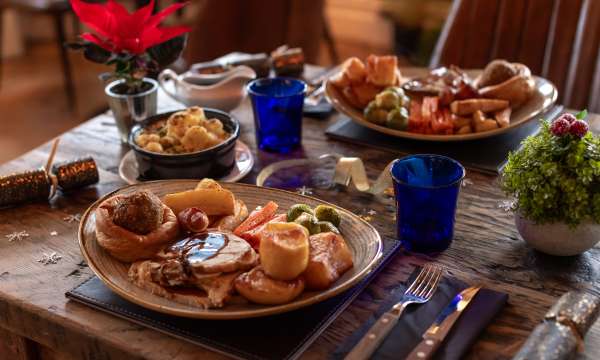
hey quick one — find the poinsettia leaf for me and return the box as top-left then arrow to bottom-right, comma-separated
147,34 -> 187,68
576,109 -> 588,120
82,42 -> 113,64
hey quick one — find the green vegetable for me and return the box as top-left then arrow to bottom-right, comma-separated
314,205 -> 341,227
294,213 -> 320,234
375,90 -> 399,110
364,102 -> 388,125
287,204 -> 314,222
502,117 -> 600,227
318,221 -> 340,234
399,95 -> 411,108
385,86 -> 405,98
386,106 -> 409,130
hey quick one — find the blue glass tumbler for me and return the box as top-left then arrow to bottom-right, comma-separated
247,77 -> 307,153
390,154 -> 465,253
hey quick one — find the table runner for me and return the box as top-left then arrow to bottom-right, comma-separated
66,237 -> 402,360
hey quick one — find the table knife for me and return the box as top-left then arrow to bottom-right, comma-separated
406,286 -> 481,360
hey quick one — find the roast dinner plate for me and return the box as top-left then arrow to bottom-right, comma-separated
325,72 -> 557,142
118,140 -> 254,185
78,180 -> 383,319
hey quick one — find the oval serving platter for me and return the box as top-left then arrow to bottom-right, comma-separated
325,72 -> 558,142
79,180 -> 383,320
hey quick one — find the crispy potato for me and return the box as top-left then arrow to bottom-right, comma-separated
495,107 -> 512,128
181,126 -> 220,152
457,125 -> 472,134
330,71 -> 350,88
342,86 -> 363,109
366,55 -> 398,87
475,119 -> 499,132
343,57 -> 367,84
452,115 -> 472,129
450,99 -> 509,116
473,110 -> 487,124
196,178 -> 222,190
210,199 -> 248,232
145,142 -> 163,153
352,82 -> 382,108
234,267 -> 305,305
303,232 -> 353,290
163,186 -> 235,216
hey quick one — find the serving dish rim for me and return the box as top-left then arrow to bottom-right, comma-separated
78,180 -> 384,319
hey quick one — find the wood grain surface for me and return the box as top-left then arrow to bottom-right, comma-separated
1,66 -> 600,360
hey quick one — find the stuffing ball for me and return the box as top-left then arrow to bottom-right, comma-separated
112,190 -> 164,234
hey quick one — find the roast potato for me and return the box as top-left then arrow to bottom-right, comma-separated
303,232 -> 353,290
234,267 -> 305,305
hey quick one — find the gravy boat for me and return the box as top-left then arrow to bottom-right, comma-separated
158,66 -> 256,111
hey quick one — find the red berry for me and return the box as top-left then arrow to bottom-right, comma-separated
557,113 -> 577,124
569,120 -> 589,138
550,118 -> 570,136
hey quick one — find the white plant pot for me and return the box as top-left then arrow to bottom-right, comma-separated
515,213 -> 600,256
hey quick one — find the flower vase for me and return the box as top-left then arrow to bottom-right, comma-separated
105,78 -> 158,143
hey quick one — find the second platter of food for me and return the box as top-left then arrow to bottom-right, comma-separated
325,56 -> 557,141
79,180 -> 383,319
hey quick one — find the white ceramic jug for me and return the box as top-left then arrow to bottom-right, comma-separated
158,66 -> 256,111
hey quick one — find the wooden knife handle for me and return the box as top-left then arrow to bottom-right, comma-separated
405,336 -> 443,360
344,312 -> 400,360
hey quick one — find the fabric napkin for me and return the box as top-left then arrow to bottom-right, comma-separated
333,268 -> 508,360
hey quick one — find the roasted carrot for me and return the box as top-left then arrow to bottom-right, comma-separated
233,201 -> 278,236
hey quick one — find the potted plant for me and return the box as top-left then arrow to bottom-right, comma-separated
69,0 -> 190,142
502,111 -> 600,256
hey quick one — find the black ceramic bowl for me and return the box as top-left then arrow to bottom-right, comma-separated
128,108 -> 240,180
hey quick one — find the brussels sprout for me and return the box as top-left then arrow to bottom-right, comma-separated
294,213 -> 320,235
375,90 -> 400,110
364,102 -> 389,125
318,221 -> 340,234
386,106 -> 409,130
385,86 -> 405,98
399,95 -> 411,108
314,205 -> 341,227
287,204 -> 314,222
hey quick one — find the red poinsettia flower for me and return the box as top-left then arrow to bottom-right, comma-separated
70,0 -> 191,55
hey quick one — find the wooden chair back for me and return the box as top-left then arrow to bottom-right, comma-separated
431,0 -> 600,113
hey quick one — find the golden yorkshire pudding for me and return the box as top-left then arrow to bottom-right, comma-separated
95,191 -> 179,262
476,60 -> 535,107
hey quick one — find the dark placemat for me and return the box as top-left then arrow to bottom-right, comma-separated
334,268 -> 508,360
66,238 -> 402,360
326,106 -> 562,174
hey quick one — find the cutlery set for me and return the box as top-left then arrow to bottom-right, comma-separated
346,264 -> 481,360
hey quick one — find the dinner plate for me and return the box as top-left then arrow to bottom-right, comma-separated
78,181 -> 383,319
118,140 -> 254,185
325,72 -> 558,142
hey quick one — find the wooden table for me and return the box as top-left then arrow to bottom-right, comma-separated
1,67 -> 600,360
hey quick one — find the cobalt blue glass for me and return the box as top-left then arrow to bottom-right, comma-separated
247,77 -> 307,153
390,154 -> 465,253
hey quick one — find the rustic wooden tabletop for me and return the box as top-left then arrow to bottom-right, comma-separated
0,67 -> 599,360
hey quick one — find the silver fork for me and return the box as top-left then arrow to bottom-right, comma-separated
345,264 -> 443,360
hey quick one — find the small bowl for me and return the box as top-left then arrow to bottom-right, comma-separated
128,108 -> 240,180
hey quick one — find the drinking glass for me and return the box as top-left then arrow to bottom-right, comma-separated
247,77 -> 307,153
390,154 -> 465,253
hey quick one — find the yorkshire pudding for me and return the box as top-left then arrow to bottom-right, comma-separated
476,60 -> 535,107
95,192 -> 179,262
